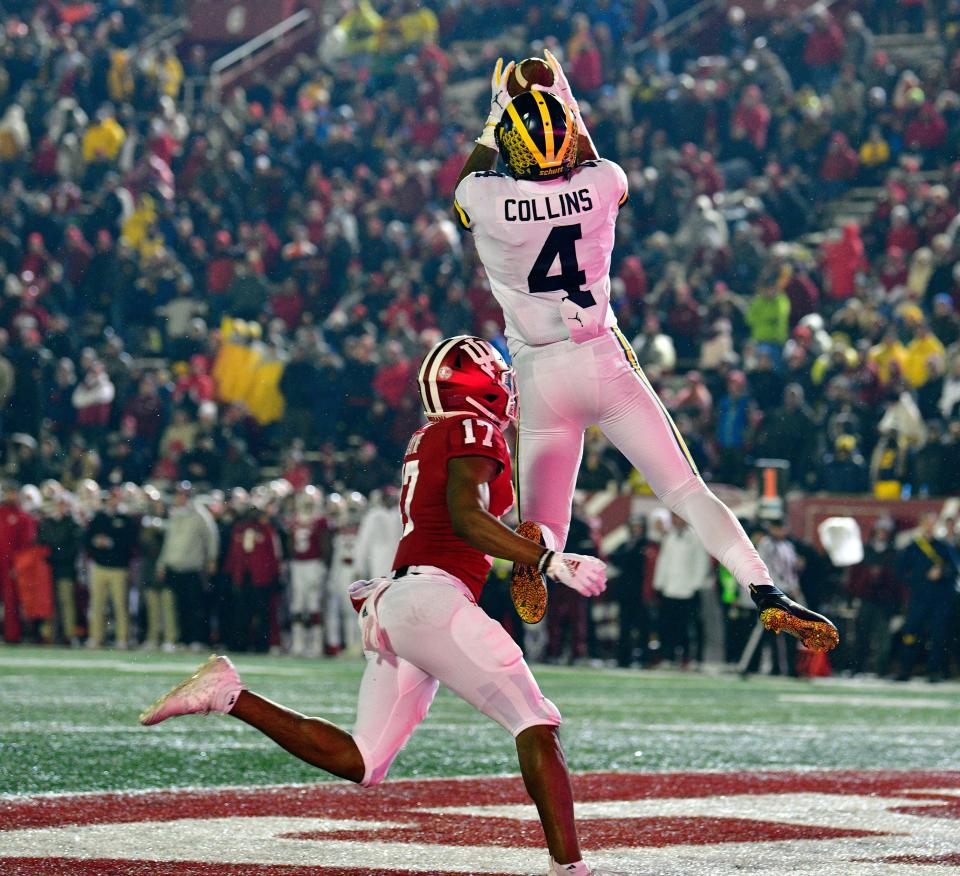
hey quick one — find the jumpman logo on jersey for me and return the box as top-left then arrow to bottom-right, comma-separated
568,313 -> 584,326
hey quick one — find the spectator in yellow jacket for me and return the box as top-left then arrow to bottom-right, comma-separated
859,126 -> 890,174
904,322 -> 945,387
152,45 -> 184,100
107,50 -> 135,103
868,325 -> 908,386
82,106 -> 126,164
337,0 -> 383,55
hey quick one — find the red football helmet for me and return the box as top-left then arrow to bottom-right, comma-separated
418,336 -> 518,429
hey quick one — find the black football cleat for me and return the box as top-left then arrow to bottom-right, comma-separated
749,583 -> 839,652
511,521 -> 548,624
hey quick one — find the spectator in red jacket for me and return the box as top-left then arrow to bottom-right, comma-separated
732,85 -> 771,152
222,507 -> 282,653
568,15 -> 604,95
822,223 -> 867,300
804,8 -> 845,91
123,372 -> 164,446
172,355 -> 215,406
784,266 -> 821,326
72,361 -> 115,442
372,340 -> 412,409
205,230 -> 235,318
0,486 -> 37,643
58,225 -> 92,289
820,132 -> 860,196
905,102 -> 948,159
879,245 -> 909,291
886,205 -> 921,255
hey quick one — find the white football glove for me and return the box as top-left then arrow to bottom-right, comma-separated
540,550 -> 607,597
477,57 -> 515,149
533,48 -> 580,117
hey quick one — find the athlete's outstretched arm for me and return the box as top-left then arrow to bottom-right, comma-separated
447,456 -> 547,565
448,455 -> 607,596
454,57 -> 514,192
455,142 -> 498,188
537,49 -> 598,161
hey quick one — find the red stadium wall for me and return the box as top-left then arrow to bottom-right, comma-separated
787,496 -> 951,546
187,0 -> 305,44
589,489 -> 954,553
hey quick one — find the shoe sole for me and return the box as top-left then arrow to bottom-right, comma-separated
760,607 -> 840,652
511,521 -> 548,624
139,654 -> 219,726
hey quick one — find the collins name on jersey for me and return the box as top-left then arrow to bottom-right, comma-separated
454,159 -> 628,348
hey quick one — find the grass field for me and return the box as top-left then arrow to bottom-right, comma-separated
3,645 -> 960,796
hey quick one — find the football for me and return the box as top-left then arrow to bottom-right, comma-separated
506,57 -> 555,98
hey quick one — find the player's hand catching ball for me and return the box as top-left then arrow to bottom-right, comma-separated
542,551 -> 607,597
477,57 -> 516,150
534,48 -> 578,115
488,58 -> 515,124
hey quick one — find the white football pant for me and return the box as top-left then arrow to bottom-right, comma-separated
512,328 -> 772,590
351,566 -> 560,786
289,560 -> 326,616
325,565 -> 360,651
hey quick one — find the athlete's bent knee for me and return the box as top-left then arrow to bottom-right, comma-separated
659,474 -> 708,512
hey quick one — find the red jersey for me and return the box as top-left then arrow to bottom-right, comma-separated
289,517 -> 330,562
223,518 -> 282,587
392,414 -> 514,598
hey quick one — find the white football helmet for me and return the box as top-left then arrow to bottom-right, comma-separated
230,486 -> 250,513
76,478 -> 102,513
294,485 -> 323,522
19,484 -> 42,514
344,490 -> 368,526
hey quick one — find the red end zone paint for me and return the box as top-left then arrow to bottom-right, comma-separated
5,770 -> 960,831
0,863 -> 503,876
3,771 -> 960,875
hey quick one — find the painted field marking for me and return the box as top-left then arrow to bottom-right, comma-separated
2,771 -> 960,875
778,693 -> 958,710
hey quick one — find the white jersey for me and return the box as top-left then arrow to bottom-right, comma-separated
354,505 -> 403,580
328,528 -> 359,592
454,158 -> 628,350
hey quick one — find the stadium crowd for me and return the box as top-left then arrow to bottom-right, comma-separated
0,0 -> 958,677
2,475 -> 958,684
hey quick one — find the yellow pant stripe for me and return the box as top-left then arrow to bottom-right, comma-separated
611,328 -> 699,476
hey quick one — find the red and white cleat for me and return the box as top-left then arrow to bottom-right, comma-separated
139,655 -> 244,726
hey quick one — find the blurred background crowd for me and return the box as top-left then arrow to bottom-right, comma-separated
0,0 -> 958,677
3,476 -> 958,686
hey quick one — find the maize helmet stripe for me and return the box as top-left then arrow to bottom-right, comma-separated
532,90 -> 555,160
556,101 -> 574,166
496,90 -> 578,180
505,100 -> 548,167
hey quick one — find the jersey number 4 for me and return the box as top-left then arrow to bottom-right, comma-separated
527,224 -> 596,309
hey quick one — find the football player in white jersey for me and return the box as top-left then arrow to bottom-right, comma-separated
454,53 -> 838,652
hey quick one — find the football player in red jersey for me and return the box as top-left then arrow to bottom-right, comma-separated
141,336 -> 609,876
286,486 -> 331,656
